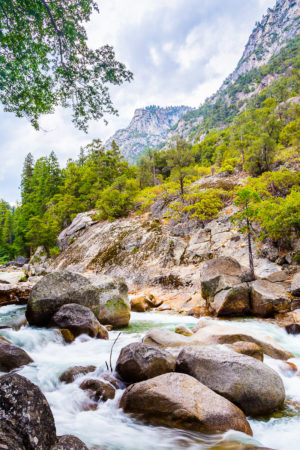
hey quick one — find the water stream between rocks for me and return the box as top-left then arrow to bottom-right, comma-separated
1,305 -> 299,450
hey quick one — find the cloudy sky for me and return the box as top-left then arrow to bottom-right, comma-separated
1,0 -> 275,202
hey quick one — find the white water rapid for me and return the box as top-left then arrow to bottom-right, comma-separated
0,305 -> 299,450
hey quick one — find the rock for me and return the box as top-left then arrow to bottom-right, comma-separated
200,257 -> 246,300
59,365 -> 96,383
26,271 -> 101,326
174,325 -> 193,336
291,272 -> 300,297
6,256 -> 29,267
176,346 -> 285,416
0,282 -> 32,306
145,295 -> 163,308
116,343 -> 176,383
0,421 -> 25,449
80,379 -> 115,401
0,373 -> 56,449
0,341 -> 33,372
0,271 -> 25,284
250,280 -> 291,317
52,435 -> 88,450
85,274 -> 130,328
227,341 -> 264,361
60,328 -> 75,343
266,271 -> 289,283
209,284 -> 251,317
52,304 -> 108,339
143,328 -> 194,348
130,296 -> 150,312
57,211 -> 97,251
279,361 -> 298,376
120,372 -> 252,435
285,323 -> 300,334
101,373 -> 120,388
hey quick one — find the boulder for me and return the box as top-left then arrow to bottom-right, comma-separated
0,341 -> 33,372
80,379 -> 115,401
174,325 -> 193,336
200,257 -> 246,300
52,304 -> 108,339
116,343 -> 176,383
209,284 -> 251,317
26,271 -> 100,326
59,365 -> 96,384
0,271 -> 25,284
52,435 -> 88,450
0,421 -> 26,449
176,346 -> 285,416
60,328 -> 75,343
130,296 -> 150,312
227,341 -> 264,361
285,323 -> 300,335
0,282 -> 32,306
120,372 -> 252,435
6,256 -> 29,267
291,272 -> 300,297
143,328 -> 194,348
250,280 -> 291,317
0,373 -> 56,449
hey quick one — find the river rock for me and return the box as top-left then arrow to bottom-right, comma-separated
52,304 -> 108,339
174,325 -> 193,336
52,435 -> 88,450
291,272 -> 300,297
131,296 -> 150,312
59,365 -> 96,383
116,343 -> 176,383
250,280 -> 291,317
80,379 -> 115,401
26,271 -> 101,326
227,341 -> 264,361
0,282 -> 32,306
176,346 -> 285,416
200,257 -> 246,300
120,372 -> 252,435
0,373 -> 56,449
0,340 -> 33,372
0,421 -> 25,449
209,284 -> 251,317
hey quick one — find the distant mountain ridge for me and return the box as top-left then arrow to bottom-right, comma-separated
106,0 -> 300,162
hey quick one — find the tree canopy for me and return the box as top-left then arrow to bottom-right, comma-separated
0,0 -> 133,131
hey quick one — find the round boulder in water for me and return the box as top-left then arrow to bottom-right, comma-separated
120,372 -> 252,435
59,365 -> 97,384
52,303 -> 108,339
52,435 -> 88,449
26,271 -> 100,326
0,373 -> 56,449
116,343 -> 176,383
0,340 -> 33,372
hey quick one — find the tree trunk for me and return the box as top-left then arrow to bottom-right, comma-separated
247,218 -> 255,280
180,176 -> 184,198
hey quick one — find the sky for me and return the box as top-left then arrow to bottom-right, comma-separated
0,0 -> 275,203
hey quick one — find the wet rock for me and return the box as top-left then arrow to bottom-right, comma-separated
130,296 -> 150,312
250,280 -> 291,317
116,343 -> 176,383
176,346 -> 285,416
200,257 -> 246,300
279,361 -> 298,376
285,323 -> 300,334
174,325 -> 193,336
52,435 -> 88,450
0,341 -> 33,372
291,272 -> 300,297
80,379 -> 115,401
120,372 -> 252,435
0,282 -> 33,306
227,341 -> 264,361
0,373 -> 56,449
59,365 -> 96,383
209,284 -> 251,317
52,304 -> 108,339
26,271 -> 101,326
60,328 -> 75,343
101,373 -> 120,388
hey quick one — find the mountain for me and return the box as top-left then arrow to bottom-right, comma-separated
105,105 -> 192,163
107,0 -> 299,162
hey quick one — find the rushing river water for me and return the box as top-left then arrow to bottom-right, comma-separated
0,305 -> 300,450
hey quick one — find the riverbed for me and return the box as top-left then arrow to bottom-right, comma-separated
0,305 -> 299,450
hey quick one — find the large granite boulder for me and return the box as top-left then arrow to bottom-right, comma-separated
0,373 -> 56,449
0,341 -> 33,372
120,372 -> 252,435
209,284 -> 251,317
52,435 -> 88,450
250,280 -> 291,317
291,272 -> 300,297
59,365 -> 96,384
52,304 -> 108,339
0,421 -> 25,449
26,271 -> 100,326
200,257 -> 247,300
176,346 -> 285,416
116,343 -> 176,383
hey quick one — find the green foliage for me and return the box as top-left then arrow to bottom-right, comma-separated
25,217 -> 59,256
0,1 -> 133,131
184,188 -> 227,221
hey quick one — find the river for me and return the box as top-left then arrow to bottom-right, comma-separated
0,305 -> 299,450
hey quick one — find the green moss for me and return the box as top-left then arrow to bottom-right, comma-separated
105,297 -> 130,311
